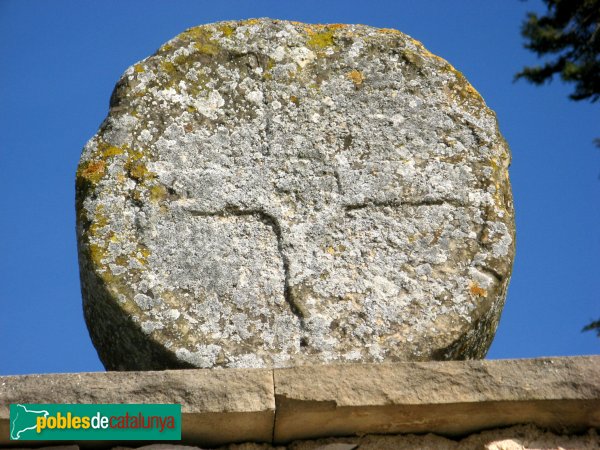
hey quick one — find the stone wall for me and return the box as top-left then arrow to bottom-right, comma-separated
1,356 -> 598,449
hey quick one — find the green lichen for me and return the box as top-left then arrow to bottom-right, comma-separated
89,243 -> 108,267
173,55 -> 188,66
262,57 -> 276,80
195,41 -> 219,55
181,27 -> 220,56
124,146 -> 145,162
128,163 -> 153,182
89,210 -> 108,236
135,245 -> 151,265
149,185 -> 167,203
219,24 -> 235,38
307,30 -> 335,50
106,144 -> 156,184
159,55 -> 209,97
97,141 -> 125,158
115,255 -> 129,266
159,43 -> 173,53
160,60 -> 177,76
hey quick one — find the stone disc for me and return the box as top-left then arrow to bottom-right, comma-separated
76,19 -> 515,370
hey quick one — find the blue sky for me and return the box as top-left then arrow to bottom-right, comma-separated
0,0 -> 598,376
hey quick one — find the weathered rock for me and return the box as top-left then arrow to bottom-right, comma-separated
76,18 -> 515,370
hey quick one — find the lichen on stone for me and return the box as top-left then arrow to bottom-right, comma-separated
76,18 -> 515,371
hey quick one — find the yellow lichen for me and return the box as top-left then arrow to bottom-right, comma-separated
89,243 -> 107,267
182,27 -> 219,55
263,58 -> 276,80
149,185 -> 167,202
305,24 -> 344,32
461,83 -> 481,101
115,255 -> 129,266
130,164 -> 151,181
89,211 -> 108,236
161,60 -> 177,75
97,141 -> 125,158
160,53 -> 210,96
173,54 -> 188,66
347,69 -> 364,87
402,50 -> 423,67
121,145 -> 156,183
219,24 -> 235,38
139,246 -> 151,259
195,41 -> 219,55
469,283 -> 487,297
306,30 -> 335,50
378,28 -> 401,35
159,43 -> 173,53
125,146 -> 145,162
449,70 -> 482,103
415,43 -> 448,66
78,160 -> 106,184
134,63 -> 145,73
132,245 -> 151,266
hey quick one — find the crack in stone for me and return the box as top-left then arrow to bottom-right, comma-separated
187,206 -> 306,326
475,264 -> 504,284
333,168 -> 343,195
343,198 -> 469,212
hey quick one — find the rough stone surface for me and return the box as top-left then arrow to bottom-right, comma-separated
113,426 -> 600,449
272,356 -> 600,442
76,18 -> 515,370
2,357 -> 598,448
5,427 -> 600,450
227,426 -> 600,450
0,368 -> 275,448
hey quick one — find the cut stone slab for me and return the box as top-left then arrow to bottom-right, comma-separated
0,368 -> 274,448
76,18 -> 515,370
0,357 -> 598,448
273,356 -> 600,443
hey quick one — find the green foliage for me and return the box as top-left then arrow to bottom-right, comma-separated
516,0 -> 600,102
517,1 -> 600,337
582,319 -> 600,336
